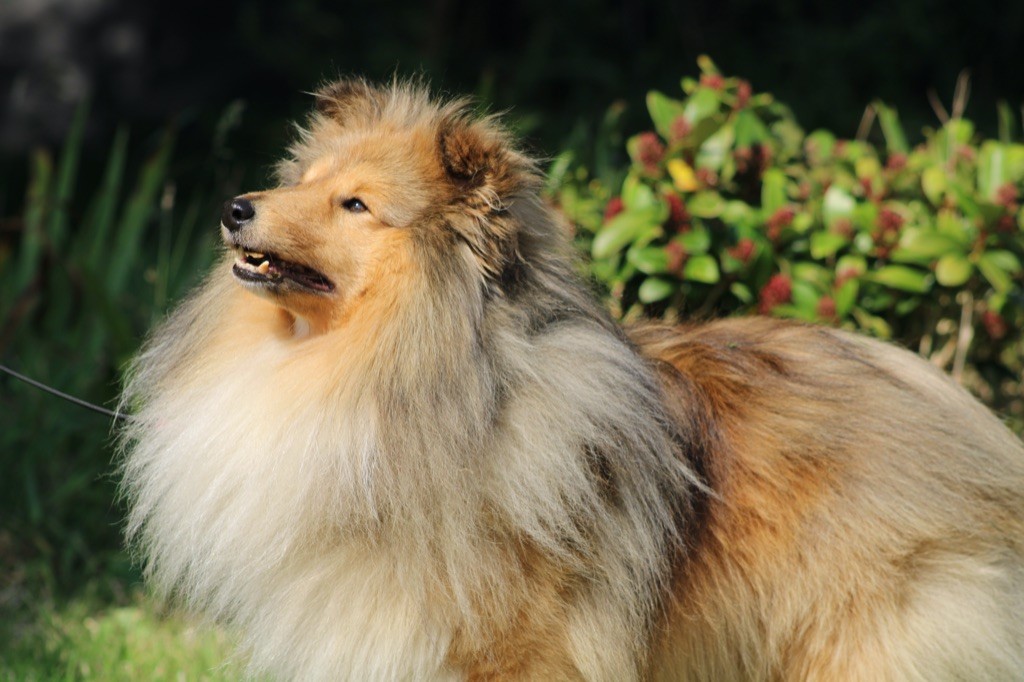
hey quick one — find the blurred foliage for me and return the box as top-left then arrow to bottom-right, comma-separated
554,57 -> 1024,428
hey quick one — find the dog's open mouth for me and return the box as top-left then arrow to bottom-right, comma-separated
232,249 -> 335,293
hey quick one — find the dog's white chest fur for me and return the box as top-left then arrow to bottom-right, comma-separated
121,345 -> 461,679
240,548 -> 459,681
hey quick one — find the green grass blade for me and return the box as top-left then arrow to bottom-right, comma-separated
154,183 -> 175,311
82,126 -> 131,269
106,129 -> 176,295
166,190 -> 205,298
47,99 -> 89,251
13,150 -> 54,295
998,101 -> 1015,143
873,101 -> 909,155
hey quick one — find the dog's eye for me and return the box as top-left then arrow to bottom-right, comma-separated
341,197 -> 368,213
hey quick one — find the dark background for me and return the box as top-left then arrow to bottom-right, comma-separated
2,0 -> 1024,613
3,0 -> 1024,184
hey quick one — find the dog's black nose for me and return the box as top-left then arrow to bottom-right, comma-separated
222,197 -> 256,232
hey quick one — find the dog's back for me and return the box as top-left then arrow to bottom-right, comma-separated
634,317 -> 1024,680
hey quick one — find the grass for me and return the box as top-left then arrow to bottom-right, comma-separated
0,593 -> 242,681
0,102 -> 250,682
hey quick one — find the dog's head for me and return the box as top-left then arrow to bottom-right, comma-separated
220,78 -> 544,333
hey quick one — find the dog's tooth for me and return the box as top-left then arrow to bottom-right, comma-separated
248,252 -> 264,259
257,261 -> 271,274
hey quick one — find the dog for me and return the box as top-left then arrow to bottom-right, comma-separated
119,79 -> 1024,680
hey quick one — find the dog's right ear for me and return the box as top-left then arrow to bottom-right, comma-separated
313,78 -> 379,119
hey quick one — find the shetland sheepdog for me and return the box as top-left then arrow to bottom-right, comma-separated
120,79 -> 1024,680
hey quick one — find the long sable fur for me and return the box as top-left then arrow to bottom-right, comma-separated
119,80 -> 1024,680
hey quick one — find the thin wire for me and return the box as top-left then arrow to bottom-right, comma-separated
0,363 -> 127,421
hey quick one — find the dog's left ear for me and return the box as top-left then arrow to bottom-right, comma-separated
438,117 -> 527,209
438,117 -> 533,291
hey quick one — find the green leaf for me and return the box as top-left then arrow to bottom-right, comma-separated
867,265 -> 933,294
793,262 -> 832,287
592,209 -> 662,259
697,54 -> 720,75
949,181 -> 982,218
696,124 -> 734,171
934,253 -> 973,287
998,100 -> 1015,143
936,209 -> 974,247
646,90 -> 688,141
836,255 -> 867,277
978,141 -> 1008,201
792,212 -> 814,234
791,280 -> 819,312
687,191 -> 725,218
983,249 -> 1022,274
589,255 -> 622,284
770,303 -> 814,322
892,229 -> 963,262
805,130 -> 836,161
852,308 -> 893,339
771,114 -> 804,156
1007,145 -> 1024,184
894,297 -> 921,316
638,277 -> 675,303
545,150 -> 574,191
678,227 -> 711,253
978,252 -> 1017,292
855,156 -> 883,181
921,166 -> 947,205
949,119 -> 975,144
835,279 -> 859,316
621,175 -> 661,212
810,231 -> 848,259
682,255 -> 720,283
837,140 -> 871,162
873,102 -> 909,154
822,186 -> 855,227
684,88 -> 721,125
734,109 -> 771,147
626,246 -> 669,274
761,168 -> 787,213
722,200 -> 755,226
730,282 -> 753,303
852,202 -> 879,232
688,116 -> 726,151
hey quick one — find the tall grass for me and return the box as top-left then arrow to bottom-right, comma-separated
0,101 -> 247,637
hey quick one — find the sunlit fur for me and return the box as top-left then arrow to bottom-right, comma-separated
120,80 -> 1024,680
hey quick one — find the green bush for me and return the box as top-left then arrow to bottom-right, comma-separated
554,57 -> 1024,427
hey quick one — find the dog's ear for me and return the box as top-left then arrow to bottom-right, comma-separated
314,78 -> 380,119
439,119 -> 495,189
438,116 -> 530,209
438,116 -> 533,293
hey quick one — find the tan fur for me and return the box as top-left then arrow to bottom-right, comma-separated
119,80 -> 1024,681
